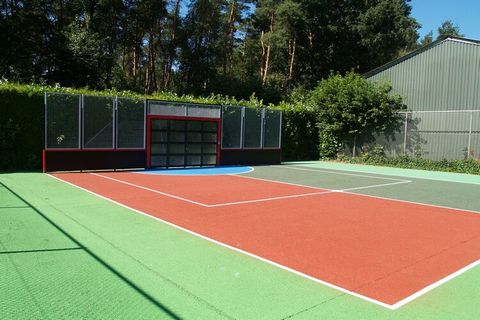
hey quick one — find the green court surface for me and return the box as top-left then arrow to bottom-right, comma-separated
1,161 -> 480,319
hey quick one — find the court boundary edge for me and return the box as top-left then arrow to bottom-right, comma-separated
47,173 -> 395,310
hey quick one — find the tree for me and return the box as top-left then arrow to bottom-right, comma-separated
437,20 -> 464,39
309,72 -> 406,159
419,31 -> 433,46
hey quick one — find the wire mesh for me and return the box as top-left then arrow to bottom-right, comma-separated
45,93 -> 80,149
187,105 -> 221,118
243,108 -> 262,148
221,106 -> 242,148
149,101 -> 187,116
470,112 -> 480,159
83,95 -> 114,148
117,98 -> 145,148
263,109 -> 281,148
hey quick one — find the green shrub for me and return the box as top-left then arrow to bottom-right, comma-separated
277,101 -> 319,161
309,72 -> 405,159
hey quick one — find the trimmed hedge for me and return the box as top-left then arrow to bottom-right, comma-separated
0,83 -> 319,171
1,86 -> 44,170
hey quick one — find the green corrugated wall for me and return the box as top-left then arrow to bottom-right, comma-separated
366,39 -> 480,160
368,39 -> 480,111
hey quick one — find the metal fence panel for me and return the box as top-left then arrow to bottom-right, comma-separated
470,112 -> 480,159
365,110 -> 480,160
45,93 -> 80,149
405,111 -> 473,160
149,101 -> 187,116
263,109 -> 281,148
117,98 -> 145,148
243,108 -> 262,148
187,105 -> 221,118
221,106 -> 242,148
83,95 -> 114,148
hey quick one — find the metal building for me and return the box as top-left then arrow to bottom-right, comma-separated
364,37 -> 480,160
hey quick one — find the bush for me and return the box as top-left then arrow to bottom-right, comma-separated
278,102 -> 318,161
309,72 -> 405,159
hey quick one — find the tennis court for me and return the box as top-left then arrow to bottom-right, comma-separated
1,161 -> 480,319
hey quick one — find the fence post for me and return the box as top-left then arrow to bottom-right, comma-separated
79,94 -> 83,149
44,92 -> 47,150
114,96 -> 118,149
353,134 -> 357,157
260,108 -> 265,148
467,111 -> 474,159
403,112 -> 408,154
240,107 -> 245,148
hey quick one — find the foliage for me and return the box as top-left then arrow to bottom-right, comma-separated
437,20 -> 464,39
0,0 -> 420,103
344,145 -> 480,175
419,31 -> 433,47
277,101 -> 318,161
309,72 -> 406,159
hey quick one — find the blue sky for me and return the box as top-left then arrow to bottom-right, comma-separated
410,0 -> 480,40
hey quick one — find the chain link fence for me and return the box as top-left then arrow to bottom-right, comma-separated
46,93 -> 282,152
221,106 -> 282,149
45,93 -> 146,150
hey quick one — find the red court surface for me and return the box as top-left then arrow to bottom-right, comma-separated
53,172 -> 480,308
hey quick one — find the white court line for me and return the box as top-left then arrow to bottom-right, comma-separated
91,172 -> 333,207
48,173 -> 480,310
274,165 -> 410,182
237,171 -> 480,215
92,172 -> 409,208
287,164 -> 480,185
208,190 -> 333,207
391,258 -> 480,309
342,190 -> 480,215
47,173 -> 394,310
89,173 -> 210,207
343,180 -> 412,192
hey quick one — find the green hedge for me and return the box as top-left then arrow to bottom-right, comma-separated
0,83 -> 319,171
278,103 -> 318,161
0,85 -> 45,170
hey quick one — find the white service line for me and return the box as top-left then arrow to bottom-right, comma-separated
89,173 -> 211,207
342,180 -> 412,192
47,173 -> 395,310
94,172 -> 335,207
233,173 -> 330,191
342,190 -> 480,215
238,170 -> 480,215
275,165 -> 410,182
208,190 -> 334,207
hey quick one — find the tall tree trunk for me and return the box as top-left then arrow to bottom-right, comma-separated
145,33 -> 156,93
261,13 -> 274,85
133,46 -> 138,77
287,37 -> 296,86
224,0 -> 236,76
164,0 -> 181,89
260,31 -> 266,79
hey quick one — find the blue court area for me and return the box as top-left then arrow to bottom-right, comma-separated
137,166 -> 254,176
